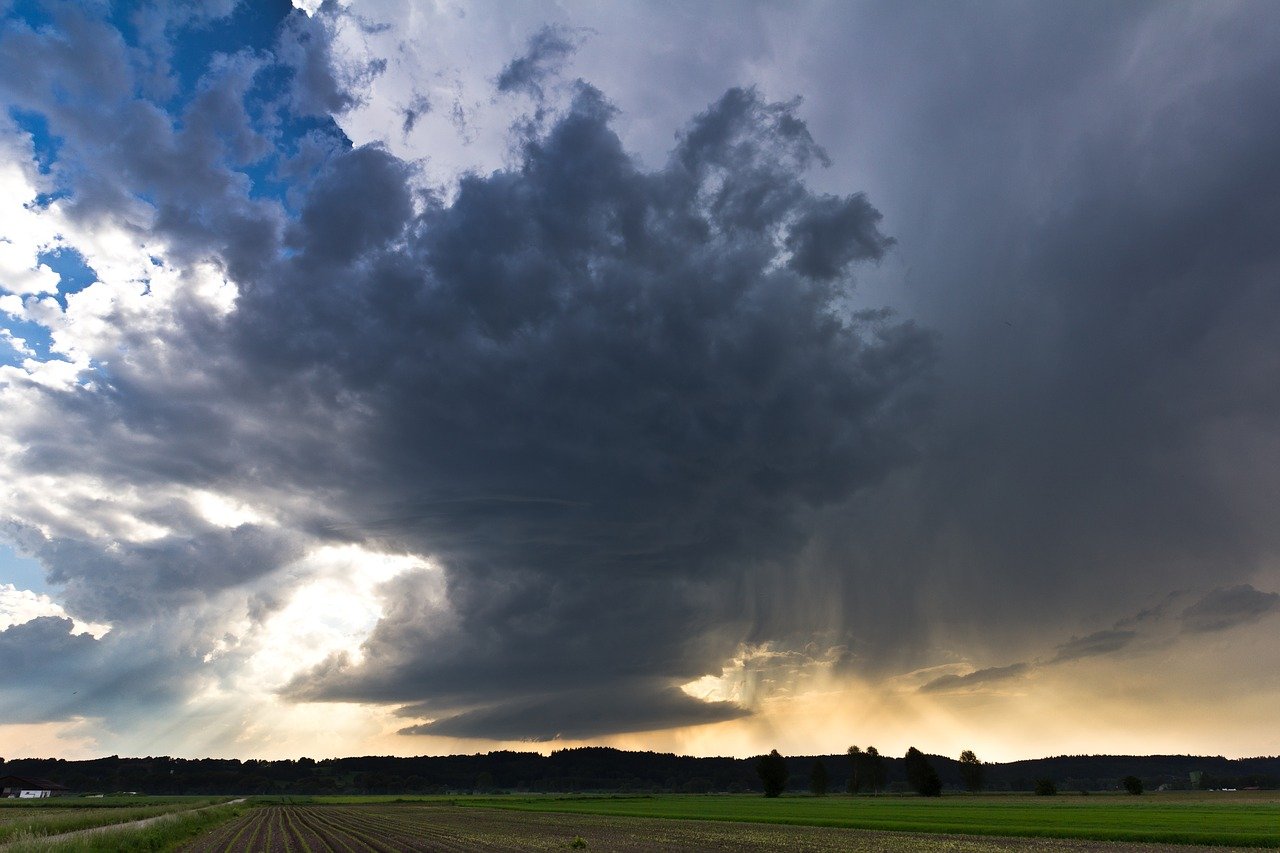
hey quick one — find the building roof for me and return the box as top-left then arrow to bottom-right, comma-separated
0,775 -> 68,791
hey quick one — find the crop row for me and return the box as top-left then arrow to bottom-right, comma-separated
178,805 -> 496,852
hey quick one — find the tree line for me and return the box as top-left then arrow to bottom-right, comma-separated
3,749 -> 1276,796
758,746 -> 945,798
758,747 -> 1278,798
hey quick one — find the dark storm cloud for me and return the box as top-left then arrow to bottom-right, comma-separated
1,1 -> 932,739
919,662 -> 1027,693
264,84 -> 932,733
290,144 -> 413,264
496,25 -> 580,98
1180,585 -> 1280,634
786,194 -> 893,281
1050,630 -> 1137,664
397,683 -> 747,741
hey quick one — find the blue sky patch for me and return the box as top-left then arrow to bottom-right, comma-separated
38,246 -> 96,308
0,542 -> 48,594
8,107 -> 60,174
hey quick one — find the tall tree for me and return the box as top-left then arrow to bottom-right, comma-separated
809,759 -> 829,796
958,749 -> 984,792
846,745 -> 862,793
904,747 -> 942,797
757,749 -> 788,798
865,746 -> 887,794
1122,775 -> 1144,795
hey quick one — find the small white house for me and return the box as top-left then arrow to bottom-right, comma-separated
0,776 -> 68,798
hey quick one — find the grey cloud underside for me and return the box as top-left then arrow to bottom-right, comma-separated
496,24 -> 579,98
1181,585 -> 1280,634
12,524 -> 306,623
0,617 -> 207,725
922,583 -> 1280,694
397,683 -> 748,741
1050,630 -> 1137,664
919,662 -> 1027,694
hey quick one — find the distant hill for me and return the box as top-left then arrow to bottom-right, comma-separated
3,748 -> 1276,795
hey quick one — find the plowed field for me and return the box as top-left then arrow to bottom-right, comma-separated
176,804 -> 1264,852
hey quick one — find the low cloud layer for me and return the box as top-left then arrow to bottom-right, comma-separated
398,683 -> 748,741
1181,585 -> 1280,634
920,663 -> 1028,694
1050,630 -> 1139,665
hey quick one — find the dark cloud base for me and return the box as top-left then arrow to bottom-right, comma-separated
398,684 -> 748,741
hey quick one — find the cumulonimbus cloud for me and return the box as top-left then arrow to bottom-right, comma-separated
0,3 -> 933,740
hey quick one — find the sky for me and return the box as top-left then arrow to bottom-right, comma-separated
0,0 -> 1278,763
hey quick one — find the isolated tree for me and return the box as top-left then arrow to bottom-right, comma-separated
1034,778 -> 1057,796
1122,775 -> 1144,795
958,749 -> 985,792
904,747 -> 942,797
865,746 -> 887,794
757,749 -> 788,798
846,746 -> 863,793
809,759 -> 829,796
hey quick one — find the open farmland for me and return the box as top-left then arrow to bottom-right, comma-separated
458,793 -> 1280,848
170,799 -> 1279,852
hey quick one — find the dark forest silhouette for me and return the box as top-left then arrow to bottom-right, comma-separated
3,750 -> 1277,796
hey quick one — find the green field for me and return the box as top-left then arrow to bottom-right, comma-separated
448,792 -> 1280,848
0,797 -> 229,844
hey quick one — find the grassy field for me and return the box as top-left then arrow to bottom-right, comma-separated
0,798 -> 229,844
0,797 -> 217,811
2,801 -> 247,852
449,792 -> 1280,848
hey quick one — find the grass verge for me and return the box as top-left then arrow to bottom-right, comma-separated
1,801 -> 247,852
0,802 -> 225,844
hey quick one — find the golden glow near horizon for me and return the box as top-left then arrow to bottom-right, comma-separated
5,603 -> 1276,763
